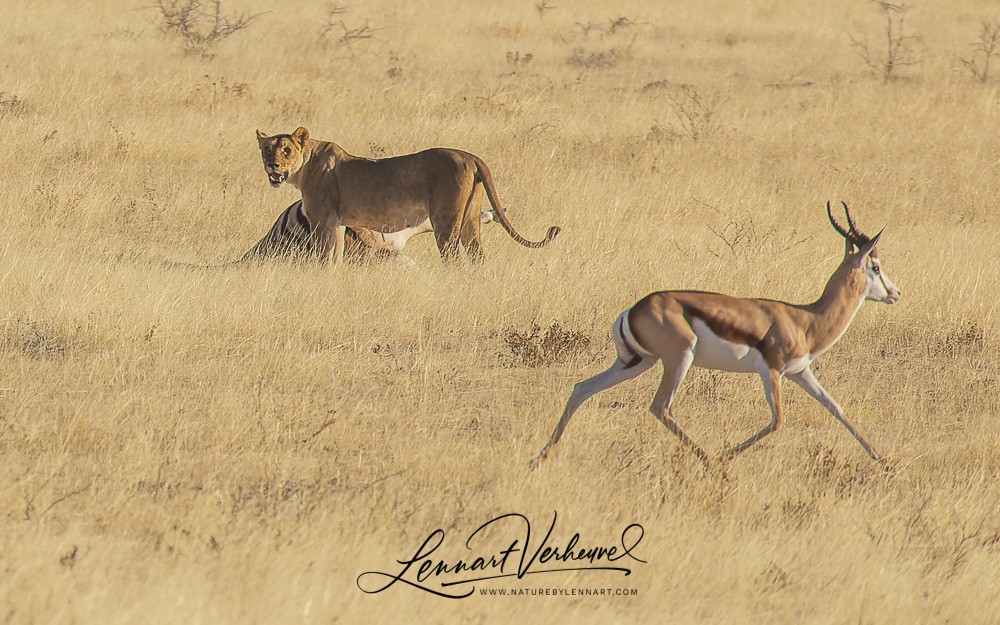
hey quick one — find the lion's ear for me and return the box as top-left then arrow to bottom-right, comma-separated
292,127 -> 309,146
256,129 -> 268,144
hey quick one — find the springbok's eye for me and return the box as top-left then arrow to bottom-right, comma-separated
872,265 -> 881,274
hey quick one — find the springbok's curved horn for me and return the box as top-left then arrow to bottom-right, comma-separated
827,201 -> 870,247
840,201 -> 871,245
827,201 -> 853,240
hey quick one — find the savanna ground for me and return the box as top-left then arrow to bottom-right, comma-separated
2,0 -> 1000,622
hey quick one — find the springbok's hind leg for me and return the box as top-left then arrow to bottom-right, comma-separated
530,357 -> 657,469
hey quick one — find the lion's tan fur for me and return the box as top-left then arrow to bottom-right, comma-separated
256,127 -> 560,265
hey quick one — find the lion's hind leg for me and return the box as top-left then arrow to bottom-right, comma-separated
458,182 -> 485,262
430,174 -> 475,262
432,222 -> 463,260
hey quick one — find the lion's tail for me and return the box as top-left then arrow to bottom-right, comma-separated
472,156 -> 560,249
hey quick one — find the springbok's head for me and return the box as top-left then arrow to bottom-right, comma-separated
828,201 -> 901,305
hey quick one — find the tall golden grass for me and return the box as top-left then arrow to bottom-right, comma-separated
2,0 -> 1000,622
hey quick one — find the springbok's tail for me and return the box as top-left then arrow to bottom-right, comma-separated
472,156 -> 560,249
611,309 -> 651,369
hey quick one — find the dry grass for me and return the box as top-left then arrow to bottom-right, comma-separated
3,0 -> 1000,622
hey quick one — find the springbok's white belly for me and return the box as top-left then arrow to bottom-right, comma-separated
690,317 -> 763,374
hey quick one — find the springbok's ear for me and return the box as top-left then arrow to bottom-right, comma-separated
855,228 -> 884,267
256,129 -> 268,144
292,127 -> 309,146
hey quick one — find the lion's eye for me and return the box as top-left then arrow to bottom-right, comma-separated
283,148 -> 291,156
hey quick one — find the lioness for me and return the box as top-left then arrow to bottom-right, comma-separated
256,127 -> 560,265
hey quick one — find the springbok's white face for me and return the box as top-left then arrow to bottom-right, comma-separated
861,253 -> 901,305
830,202 -> 901,307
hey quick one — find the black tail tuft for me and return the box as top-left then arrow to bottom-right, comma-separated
617,313 -> 645,369
621,354 -> 643,369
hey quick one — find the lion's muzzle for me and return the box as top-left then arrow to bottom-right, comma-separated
267,170 -> 288,187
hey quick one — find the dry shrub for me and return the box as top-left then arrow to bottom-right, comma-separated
939,322 -> 987,357
319,5 -> 381,56
876,321 -> 988,359
962,20 -> 1000,82
0,92 -> 29,119
566,47 -> 628,69
2,317 -> 71,359
803,443 -> 881,499
185,75 -> 250,111
666,84 -> 722,141
849,2 -> 921,81
153,0 -> 262,57
499,320 -> 591,368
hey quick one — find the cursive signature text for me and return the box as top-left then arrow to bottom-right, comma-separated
356,511 -> 645,599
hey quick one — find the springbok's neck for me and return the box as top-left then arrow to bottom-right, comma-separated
805,260 -> 868,351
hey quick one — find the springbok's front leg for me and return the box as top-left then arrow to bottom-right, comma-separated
787,367 -> 885,464
725,368 -> 784,459
647,348 -> 712,469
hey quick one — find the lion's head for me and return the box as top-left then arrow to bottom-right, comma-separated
256,127 -> 309,188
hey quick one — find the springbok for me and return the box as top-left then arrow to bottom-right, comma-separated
531,202 -> 900,469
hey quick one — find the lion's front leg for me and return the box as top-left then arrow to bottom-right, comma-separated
306,185 -> 345,267
331,223 -> 347,267
313,219 -> 345,267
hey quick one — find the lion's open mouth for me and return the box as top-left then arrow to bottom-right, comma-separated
268,171 -> 288,186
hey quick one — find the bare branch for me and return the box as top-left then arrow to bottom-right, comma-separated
535,0 -> 556,18
153,0 -> 263,57
666,84 -> 721,141
850,3 -> 920,81
319,5 -> 380,54
961,20 -> 1000,82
